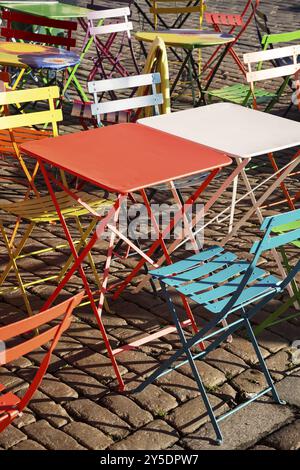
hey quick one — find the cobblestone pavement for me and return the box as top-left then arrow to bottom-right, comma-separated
0,0 -> 300,451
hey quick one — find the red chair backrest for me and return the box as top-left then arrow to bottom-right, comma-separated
0,292 -> 83,431
206,0 -> 260,31
1,10 -> 77,49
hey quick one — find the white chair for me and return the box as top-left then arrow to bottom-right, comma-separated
86,7 -> 140,82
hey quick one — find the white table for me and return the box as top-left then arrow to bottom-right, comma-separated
137,103 -> 300,293
138,103 -> 300,235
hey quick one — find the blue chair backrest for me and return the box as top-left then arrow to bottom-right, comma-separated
221,209 -> 300,315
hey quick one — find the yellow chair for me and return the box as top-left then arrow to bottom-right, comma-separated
0,86 -> 113,316
137,36 -> 171,116
0,84 -> 60,190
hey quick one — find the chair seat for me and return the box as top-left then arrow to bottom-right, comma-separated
206,84 -> 276,105
0,191 -> 114,223
151,246 -> 280,314
72,101 -> 131,124
0,127 -> 51,156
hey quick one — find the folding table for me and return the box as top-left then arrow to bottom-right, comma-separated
137,102 -> 300,289
0,1 -> 91,101
135,30 -> 234,104
0,41 -> 80,70
20,122 -> 232,391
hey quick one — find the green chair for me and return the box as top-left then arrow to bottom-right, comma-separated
255,218 -> 300,334
205,43 -> 300,112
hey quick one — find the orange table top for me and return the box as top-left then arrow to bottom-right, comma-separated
20,123 -> 232,194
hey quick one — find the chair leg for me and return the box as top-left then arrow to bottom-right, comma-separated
0,222 -> 35,317
267,153 -> 295,210
162,283 -> 223,445
228,174 -> 239,234
255,294 -> 299,335
244,317 -> 284,405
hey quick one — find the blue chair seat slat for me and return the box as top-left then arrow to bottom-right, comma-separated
177,260 -> 250,295
190,267 -> 266,305
163,252 -> 237,287
205,274 -> 280,313
150,246 -> 223,278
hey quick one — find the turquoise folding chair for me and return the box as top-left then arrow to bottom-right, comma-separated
135,209 -> 300,445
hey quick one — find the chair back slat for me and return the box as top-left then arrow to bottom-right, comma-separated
261,208 -> 300,230
1,10 -> 77,49
151,0 -> 205,28
0,293 -> 83,365
1,27 -> 76,48
89,21 -> 133,36
2,321 -> 71,364
262,30 -> 300,48
0,293 -> 82,342
0,109 -> 62,131
0,86 -> 63,132
92,94 -> 163,116
251,229 -> 300,254
244,44 -> 300,83
0,86 -> 60,106
88,73 -> 161,93
87,7 -> 131,20
250,209 -> 300,254
1,9 -> 78,31
88,73 -> 163,123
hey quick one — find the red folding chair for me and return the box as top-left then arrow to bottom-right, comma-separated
203,0 -> 260,80
0,292 -> 83,432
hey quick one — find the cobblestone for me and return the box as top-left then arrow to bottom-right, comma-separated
65,399 -> 131,440
24,420 -> 85,450
63,422 -> 113,450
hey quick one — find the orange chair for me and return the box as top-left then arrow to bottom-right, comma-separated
0,292 -> 83,432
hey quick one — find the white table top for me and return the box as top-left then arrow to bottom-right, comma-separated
138,103 -> 300,158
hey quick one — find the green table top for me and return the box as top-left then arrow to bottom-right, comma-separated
0,1 -> 90,19
135,29 -> 235,49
